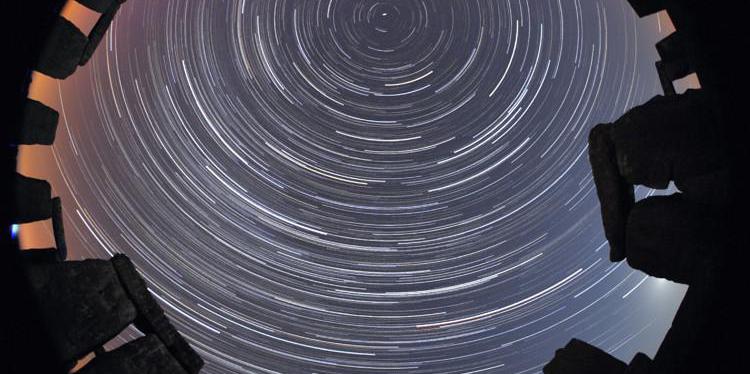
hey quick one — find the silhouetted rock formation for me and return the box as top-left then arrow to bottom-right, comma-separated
25,254 -> 203,372
588,89 -> 729,264
80,0 -> 126,65
11,173 -> 54,223
545,1 -> 744,372
654,31 -> 690,95
587,122 -> 633,261
625,194 -> 724,285
77,335 -> 192,374
26,258 -> 138,369
35,0 -> 128,78
36,16 -> 88,79
11,98 -> 59,145
544,339 -> 628,374
4,1 -> 202,372
77,0 -> 119,13
11,173 -> 67,259
112,254 -> 205,374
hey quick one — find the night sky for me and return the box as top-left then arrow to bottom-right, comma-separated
24,0 -> 691,372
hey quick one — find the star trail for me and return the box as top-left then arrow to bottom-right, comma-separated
34,0 -> 689,372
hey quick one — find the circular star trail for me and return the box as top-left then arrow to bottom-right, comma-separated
47,0 -> 686,372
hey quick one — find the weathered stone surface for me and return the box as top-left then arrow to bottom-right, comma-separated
25,260 -> 137,363
112,254 -> 204,374
625,194 -> 724,285
77,335 -> 188,374
610,89 -> 725,190
80,2 -> 121,65
588,123 -> 634,261
11,173 -> 52,223
543,338 -> 627,374
36,17 -> 87,79
11,98 -> 58,145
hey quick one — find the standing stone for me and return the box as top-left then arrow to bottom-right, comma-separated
35,17 -> 88,79
11,99 -> 59,145
543,338 -> 627,374
80,1 -> 124,65
656,31 -> 686,64
76,335 -> 189,374
625,194 -> 725,285
626,0 -> 665,17
25,259 -> 138,366
655,31 -> 692,95
610,89 -> 725,191
76,0 -> 117,13
51,196 -> 67,260
588,123 -> 634,261
11,173 -> 53,223
112,254 -> 204,374
18,248 -> 64,263
625,353 -> 652,374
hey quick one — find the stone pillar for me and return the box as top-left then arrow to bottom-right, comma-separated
625,194 -> 725,285
19,248 -> 65,263
35,16 -> 88,79
25,259 -> 138,368
76,335 -> 189,374
79,1 -> 125,66
76,0 -> 117,13
588,123 -> 634,261
11,173 -> 53,223
626,0 -> 665,17
112,254 -> 204,374
11,175 -> 67,260
588,89 -> 729,263
23,255 -> 203,371
610,90 -> 725,191
10,99 -> 59,145
543,338 -> 627,374
655,31 -> 692,96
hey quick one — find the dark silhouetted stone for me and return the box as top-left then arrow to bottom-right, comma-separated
610,89 -> 725,193
625,352 -> 652,373
112,254 -> 204,374
656,31 -> 685,64
76,0 -> 118,13
18,248 -> 64,263
648,273 -> 729,373
51,196 -> 67,260
11,98 -> 59,145
80,1 -> 122,65
656,59 -> 690,96
655,31 -> 692,96
11,173 -> 53,223
77,335 -> 189,374
543,338 -> 627,374
36,17 -> 87,79
626,0 -> 665,17
25,259 -> 138,366
625,194 -> 724,285
588,123 -> 634,261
